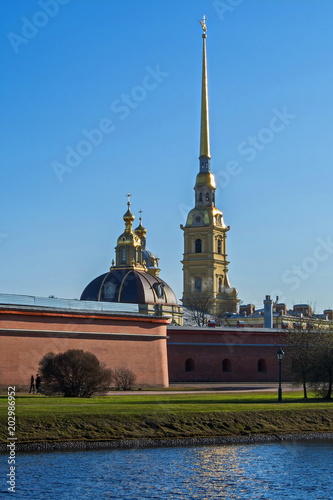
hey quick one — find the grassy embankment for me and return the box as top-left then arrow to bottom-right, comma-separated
1,391 -> 333,444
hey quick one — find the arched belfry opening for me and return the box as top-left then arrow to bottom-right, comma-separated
195,238 -> 202,253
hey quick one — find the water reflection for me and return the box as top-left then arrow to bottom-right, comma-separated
5,440 -> 333,499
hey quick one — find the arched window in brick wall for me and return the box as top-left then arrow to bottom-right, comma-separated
185,358 -> 195,372
222,358 -> 231,372
258,359 -> 267,373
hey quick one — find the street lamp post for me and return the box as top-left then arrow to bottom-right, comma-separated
276,348 -> 285,403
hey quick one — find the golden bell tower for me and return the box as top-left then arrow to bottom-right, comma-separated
181,16 -> 238,315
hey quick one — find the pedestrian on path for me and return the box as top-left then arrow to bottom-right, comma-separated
35,374 -> 42,394
29,375 -> 35,394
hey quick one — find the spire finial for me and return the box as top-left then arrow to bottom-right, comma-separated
126,192 -> 132,206
199,15 -> 211,170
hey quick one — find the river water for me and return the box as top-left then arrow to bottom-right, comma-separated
3,440 -> 333,499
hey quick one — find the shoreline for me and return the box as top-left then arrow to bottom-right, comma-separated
2,432 -> 333,454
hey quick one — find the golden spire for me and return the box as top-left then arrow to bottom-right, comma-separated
199,15 -> 211,162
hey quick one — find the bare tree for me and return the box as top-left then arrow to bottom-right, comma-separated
287,327 -> 333,399
39,349 -> 113,397
184,292 -> 214,326
286,328 -> 319,398
112,367 -> 136,390
308,330 -> 333,400
213,301 -> 235,327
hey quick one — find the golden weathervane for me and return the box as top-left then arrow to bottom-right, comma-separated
199,15 -> 207,33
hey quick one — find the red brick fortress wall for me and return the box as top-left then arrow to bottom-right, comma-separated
167,326 -> 287,383
0,307 -> 169,388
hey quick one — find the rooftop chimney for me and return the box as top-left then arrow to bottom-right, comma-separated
263,295 -> 273,328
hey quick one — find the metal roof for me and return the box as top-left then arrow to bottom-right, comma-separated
0,293 -> 139,314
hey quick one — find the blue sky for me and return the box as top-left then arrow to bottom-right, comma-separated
1,0 -> 333,313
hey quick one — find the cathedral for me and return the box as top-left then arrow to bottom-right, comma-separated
181,17 -> 238,315
81,17 -> 238,322
80,196 -> 183,325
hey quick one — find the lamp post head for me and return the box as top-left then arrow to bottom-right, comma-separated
276,348 -> 285,360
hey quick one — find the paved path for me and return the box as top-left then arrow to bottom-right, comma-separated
107,382 -> 301,396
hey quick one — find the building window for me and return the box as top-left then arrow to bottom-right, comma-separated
222,358 -> 231,372
258,359 -> 267,373
195,238 -> 202,253
120,248 -> 127,264
198,192 -> 203,202
194,277 -> 202,292
217,239 -> 222,254
206,192 -> 210,201
153,282 -> 165,299
185,358 -> 195,372
218,277 -> 223,293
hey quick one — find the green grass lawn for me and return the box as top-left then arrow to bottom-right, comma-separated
1,392 -> 332,444
1,391 -> 332,415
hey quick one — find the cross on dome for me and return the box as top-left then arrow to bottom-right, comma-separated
126,192 -> 132,207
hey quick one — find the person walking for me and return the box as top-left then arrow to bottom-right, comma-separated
35,374 -> 41,394
29,375 -> 35,394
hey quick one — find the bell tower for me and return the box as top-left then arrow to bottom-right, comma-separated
181,16 -> 238,315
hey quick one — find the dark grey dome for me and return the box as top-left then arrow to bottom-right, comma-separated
142,249 -> 155,260
80,268 -> 177,305
142,249 -> 159,270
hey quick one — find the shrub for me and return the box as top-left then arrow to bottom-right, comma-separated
112,367 -> 136,390
38,349 -> 113,397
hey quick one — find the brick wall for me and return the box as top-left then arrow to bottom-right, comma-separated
167,326 -> 288,382
0,308 -> 169,387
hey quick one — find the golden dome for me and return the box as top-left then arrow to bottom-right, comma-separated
186,206 -> 225,227
135,219 -> 147,237
123,204 -> 135,223
117,200 -> 140,246
195,171 -> 216,189
117,232 -> 141,246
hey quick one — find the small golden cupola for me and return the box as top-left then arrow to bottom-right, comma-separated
134,213 -> 160,277
115,196 -> 142,268
134,213 -> 147,252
